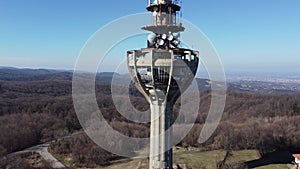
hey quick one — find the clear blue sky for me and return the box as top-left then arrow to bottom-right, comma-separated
0,0 -> 299,74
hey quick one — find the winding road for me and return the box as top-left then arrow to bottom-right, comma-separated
6,142 -> 66,169
4,132 -> 85,168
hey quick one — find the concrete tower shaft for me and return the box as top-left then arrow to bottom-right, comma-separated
127,48 -> 199,169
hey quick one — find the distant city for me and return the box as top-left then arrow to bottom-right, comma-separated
225,73 -> 300,93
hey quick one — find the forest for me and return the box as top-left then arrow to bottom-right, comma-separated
0,69 -> 300,168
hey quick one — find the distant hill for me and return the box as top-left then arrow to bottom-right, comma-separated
0,68 -> 118,83
0,67 -> 299,93
0,67 -> 67,81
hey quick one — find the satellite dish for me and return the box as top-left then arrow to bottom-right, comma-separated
158,39 -> 165,46
161,34 -> 167,40
172,40 -> 179,46
167,35 -> 174,41
148,33 -> 157,47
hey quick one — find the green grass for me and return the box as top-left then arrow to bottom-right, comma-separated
173,149 -> 291,169
51,148 -> 292,169
96,159 -> 141,169
173,149 -> 260,169
174,150 -> 225,168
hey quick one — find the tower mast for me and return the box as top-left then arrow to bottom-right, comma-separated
127,1 -> 199,168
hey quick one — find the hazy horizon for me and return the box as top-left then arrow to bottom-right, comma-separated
1,65 -> 300,78
1,1 -> 299,75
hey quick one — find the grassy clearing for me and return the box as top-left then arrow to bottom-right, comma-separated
52,148 -> 292,169
173,149 -> 260,169
89,158 -> 141,169
173,149 -> 291,169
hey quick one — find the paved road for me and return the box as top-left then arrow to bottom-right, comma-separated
3,132 -> 84,168
28,143 -> 66,169
6,143 -> 66,169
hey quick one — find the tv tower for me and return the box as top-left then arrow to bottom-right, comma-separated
127,0 -> 199,168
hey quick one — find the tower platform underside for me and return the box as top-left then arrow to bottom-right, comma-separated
142,25 -> 185,35
127,48 -> 199,169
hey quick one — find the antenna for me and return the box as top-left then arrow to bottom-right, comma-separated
180,0 -> 183,24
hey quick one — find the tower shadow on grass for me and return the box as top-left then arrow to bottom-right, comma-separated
245,150 -> 294,168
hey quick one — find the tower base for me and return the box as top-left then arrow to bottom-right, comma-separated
137,159 -> 192,169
